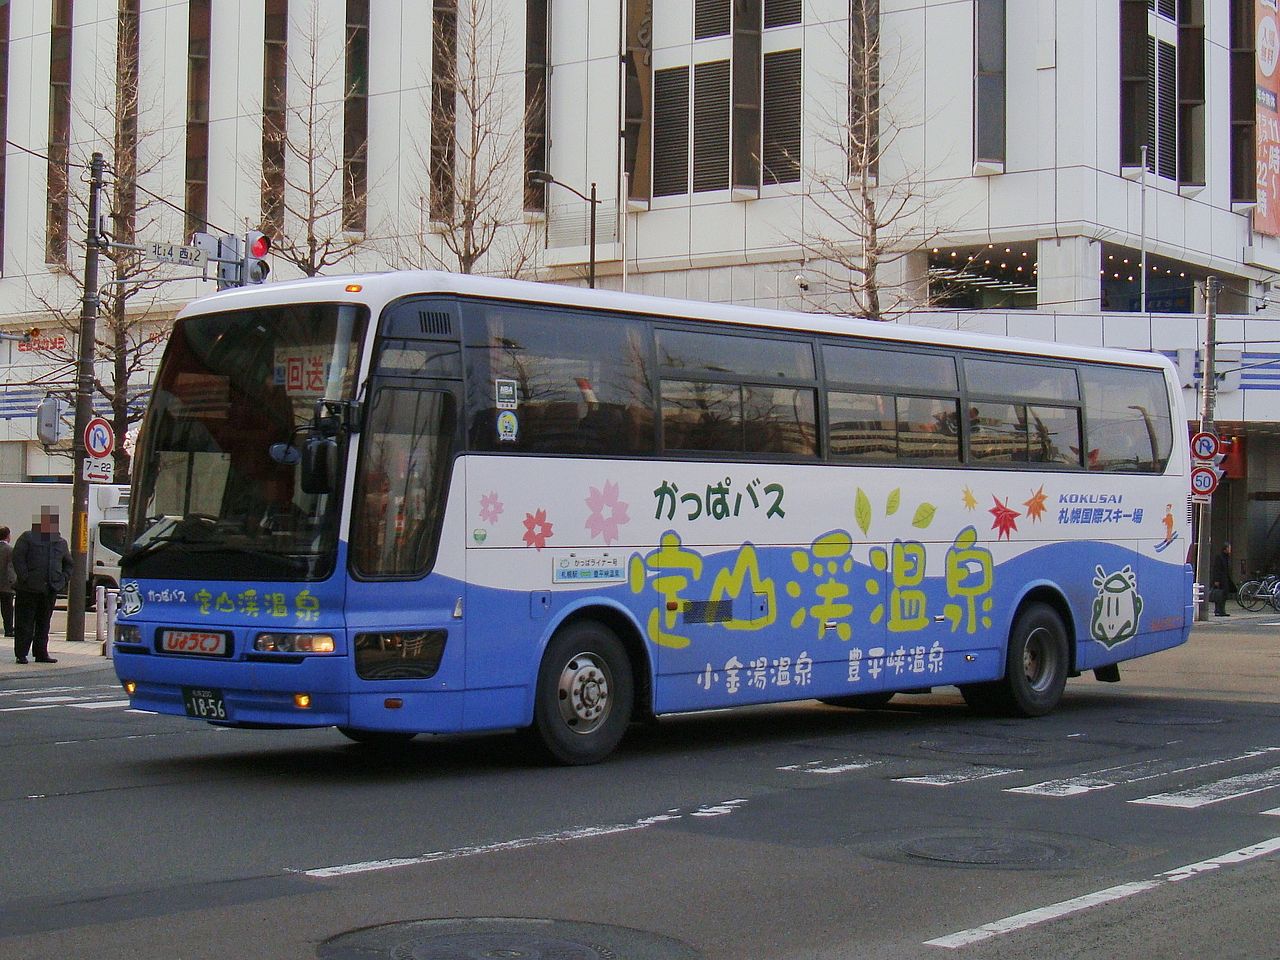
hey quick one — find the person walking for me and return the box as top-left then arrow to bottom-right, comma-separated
0,526 -> 15,637
1211,542 -> 1236,617
12,507 -> 71,664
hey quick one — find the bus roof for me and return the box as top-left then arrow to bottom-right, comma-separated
179,271 -> 1173,372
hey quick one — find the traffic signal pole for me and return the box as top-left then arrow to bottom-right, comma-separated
1194,276 -> 1219,623
66,152 -> 105,643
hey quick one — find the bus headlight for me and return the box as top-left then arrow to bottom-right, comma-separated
254,632 -> 336,654
115,624 -> 141,645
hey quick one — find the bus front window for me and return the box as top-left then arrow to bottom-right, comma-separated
126,303 -> 367,581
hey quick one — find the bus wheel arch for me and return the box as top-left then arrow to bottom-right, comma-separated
528,611 -> 645,765
961,589 -> 1073,717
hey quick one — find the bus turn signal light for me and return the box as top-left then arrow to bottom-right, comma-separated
294,693 -> 312,709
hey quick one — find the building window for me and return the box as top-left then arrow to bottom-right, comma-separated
115,0 -> 141,246
0,1 -> 10,274
1120,0 -> 1176,179
731,0 -> 761,193
430,0 -> 457,221
763,0 -> 800,28
1230,0 -> 1255,202
623,0 -> 653,200
343,0 -> 369,232
849,0 -> 878,179
973,0 -> 1005,165
47,0 -> 74,264
695,0 -> 730,39
185,0 -> 211,238
693,60 -> 731,192
652,66 -> 690,197
1177,1 -> 1204,185
762,49 -> 800,184
525,0 -> 549,212
262,0 -> 287,240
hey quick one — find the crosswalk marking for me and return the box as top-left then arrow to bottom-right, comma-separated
777,757 -> 883,775
1007,746 -> 1280,797
71,699 -> 133,710
895,766 -> 1022,786
1130,764 -> 1280,808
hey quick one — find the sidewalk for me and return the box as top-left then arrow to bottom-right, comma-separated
0,605 -> 113,680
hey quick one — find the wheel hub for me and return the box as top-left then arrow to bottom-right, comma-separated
558,653 -> 611,734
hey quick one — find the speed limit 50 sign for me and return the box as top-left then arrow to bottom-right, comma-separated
1190,465 -> 1219,497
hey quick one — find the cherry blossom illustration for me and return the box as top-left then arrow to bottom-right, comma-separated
522,508 -> 554,550
585,480 -> 630,545
478,491 -> 504,525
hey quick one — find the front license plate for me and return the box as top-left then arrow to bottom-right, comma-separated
182,687 -> 227,720
161,629 -> 229,656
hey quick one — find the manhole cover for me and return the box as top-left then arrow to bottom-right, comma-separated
319,918 -> 703,960
902,833 -> 1066,867
1114,715 -> 1224,727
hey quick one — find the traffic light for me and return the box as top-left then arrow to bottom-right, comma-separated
243,230 -> 271,284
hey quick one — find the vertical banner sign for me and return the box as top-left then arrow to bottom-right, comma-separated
1256,0 -> 1280,236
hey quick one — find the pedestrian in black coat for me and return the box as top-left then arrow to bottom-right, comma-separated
1211,542 -> 1236,617
12,508 -> 72,664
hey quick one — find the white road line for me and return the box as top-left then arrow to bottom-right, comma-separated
1131,765 -> 1280,808
1007,747 -> 1280,797
895,766 -> 1022,786
0,704 -> 61,713
23,696 -> 78,703
925,836 -> 1280,949
71,699 -> 133,710
777,757 -> 882,775
1263,807 -> 1280,817
300,801 -> 747,878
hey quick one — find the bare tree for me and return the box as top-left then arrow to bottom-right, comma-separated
28,1 -> 171,482
800,0 -> 947,321
255,6 -> 365,277
383,0 -> 540,276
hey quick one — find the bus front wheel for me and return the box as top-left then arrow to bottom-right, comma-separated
961,603 -> 1068,717
530,621 -> 634,765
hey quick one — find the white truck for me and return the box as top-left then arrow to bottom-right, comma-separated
1,482 -> 130,596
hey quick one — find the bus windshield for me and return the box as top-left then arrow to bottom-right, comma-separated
127,302 -> 368,581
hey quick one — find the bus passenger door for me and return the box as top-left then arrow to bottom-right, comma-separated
344,377 -> 467,732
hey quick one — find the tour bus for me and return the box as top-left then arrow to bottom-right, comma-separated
113,272 -> 1192,764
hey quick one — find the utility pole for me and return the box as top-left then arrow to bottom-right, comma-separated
1194,275 -> 1219,622
66,151 -> 104,644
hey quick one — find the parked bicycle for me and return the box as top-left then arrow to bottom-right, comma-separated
1235,574 -> 1280,612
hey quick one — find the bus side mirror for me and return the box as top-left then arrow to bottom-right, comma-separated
300,435 -> 338,495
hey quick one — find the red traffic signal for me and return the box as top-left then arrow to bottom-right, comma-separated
243,230 -> 272,284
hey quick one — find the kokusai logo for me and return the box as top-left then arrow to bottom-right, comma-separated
1090,565 -> 1143,648
118,581 -> 143,617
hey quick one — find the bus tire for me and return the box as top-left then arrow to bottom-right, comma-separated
964,603 -> 1068,717
337,727 -> 417,746
530,621 -> 633,766
818,692 -> 895,709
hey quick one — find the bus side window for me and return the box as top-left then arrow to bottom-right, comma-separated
1080,366 -> 1173,472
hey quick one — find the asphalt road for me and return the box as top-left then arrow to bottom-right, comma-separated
1,613 -> 1278,960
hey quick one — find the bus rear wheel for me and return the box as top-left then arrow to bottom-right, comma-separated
961,603 -> 1068,717
530,621 -> 634,765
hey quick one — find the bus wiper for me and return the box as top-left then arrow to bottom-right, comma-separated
121,532 -> 205,564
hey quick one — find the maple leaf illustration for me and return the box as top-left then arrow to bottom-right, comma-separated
989,496 -> 1020,540
1023,485 -> 1048,522
522,508 -> 554,550
962,486 -> 978,511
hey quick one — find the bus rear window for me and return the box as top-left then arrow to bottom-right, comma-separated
1080,365 -> 1172,473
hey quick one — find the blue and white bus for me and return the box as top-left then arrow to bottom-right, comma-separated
114,272 -> 1193,763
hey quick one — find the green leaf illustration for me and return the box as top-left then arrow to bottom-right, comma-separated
912,502 -> 936,529
855,489 -> 872,536
886,489 -> 901,516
